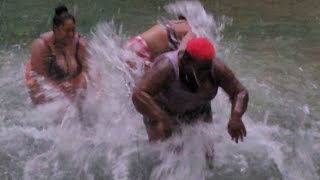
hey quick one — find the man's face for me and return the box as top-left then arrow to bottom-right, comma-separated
180,50 -> 212,76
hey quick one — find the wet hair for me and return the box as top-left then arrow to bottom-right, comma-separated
53,5 -> 75,30
178,14 -> 187,21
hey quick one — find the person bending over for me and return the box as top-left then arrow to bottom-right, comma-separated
132,37 -> 248,143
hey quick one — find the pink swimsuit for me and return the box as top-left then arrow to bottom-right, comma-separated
124,36 -> 153,65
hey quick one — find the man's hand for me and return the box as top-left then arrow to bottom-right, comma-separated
227,118 -> 246,143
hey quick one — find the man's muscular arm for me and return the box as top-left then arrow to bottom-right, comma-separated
213,58 -> 249,143
132,56 -> 175,137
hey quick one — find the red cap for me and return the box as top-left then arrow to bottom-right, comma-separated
186,37 -> 215,60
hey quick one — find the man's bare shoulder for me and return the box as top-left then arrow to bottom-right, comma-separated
138,54 -> 176,93
143,53 -> 176,82
212,57 -> 226,70
152,53 -> 172,68
212,57 -> 245,91
212,57 -> 234,79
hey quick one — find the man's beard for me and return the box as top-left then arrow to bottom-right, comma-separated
180,66 -> 199,93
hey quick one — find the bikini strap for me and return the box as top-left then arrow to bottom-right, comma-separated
75,34 -> 80,58
39,36 -> 53,55
38,36 -> 60,78
162,21 -> 180,50
75,34 -> 83,74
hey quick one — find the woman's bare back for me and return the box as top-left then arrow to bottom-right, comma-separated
139,20 -> 191,57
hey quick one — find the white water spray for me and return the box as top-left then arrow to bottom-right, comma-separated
0,1 -> 318,180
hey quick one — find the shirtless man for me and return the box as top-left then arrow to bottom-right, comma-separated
132,37 -> 248,143
124,15 -> 195,68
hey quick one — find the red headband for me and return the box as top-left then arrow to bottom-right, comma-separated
186,37 -> 215,60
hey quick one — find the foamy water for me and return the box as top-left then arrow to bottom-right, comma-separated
0,1 -> 319,180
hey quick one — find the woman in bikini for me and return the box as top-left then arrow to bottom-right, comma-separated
124,15 -> 195,69
26,5 -> 88,105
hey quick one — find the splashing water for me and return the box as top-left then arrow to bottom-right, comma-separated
165,1 -> 232,48
0,1 -> 319,180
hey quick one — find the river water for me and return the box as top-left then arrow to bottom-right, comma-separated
0,0 -> 319,180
